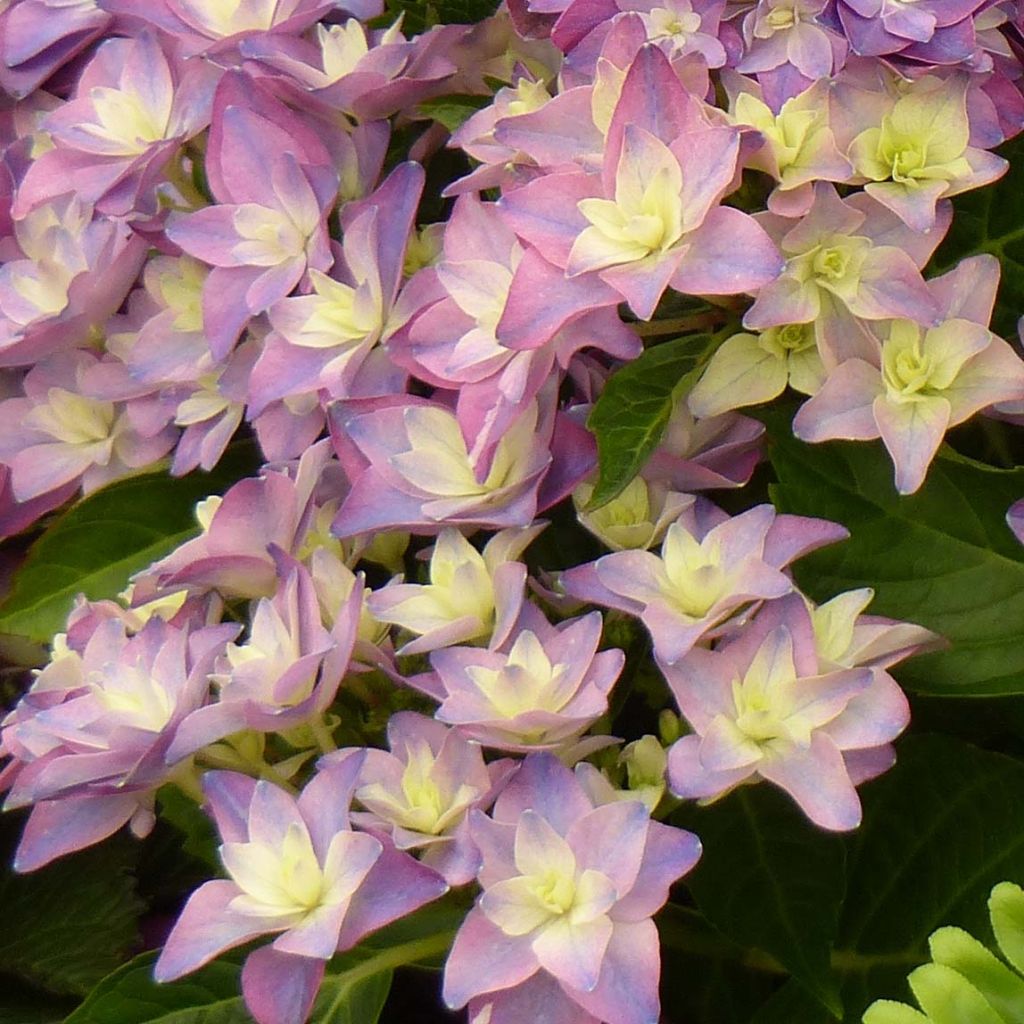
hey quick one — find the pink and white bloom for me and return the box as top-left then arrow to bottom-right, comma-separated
98,0 -> 354,57
561,500 -> 847,664
793,587 -> 941,675
551,0 -> 727,67
423,605 -> 625,754
339,712 -> 513,884
329,392 -> 590,536
846,76 -> 1007,232
392,194 -> 637,466
499,45 -> 782,320
443,752 -> 701,1024
249,162 -> 432,413
239,18 -> 459,121
0,193 -> 146,367
0,349 -> 177,502
167,555 -> 362,760
744,182 -> 947,366
793,255 -> 1024,494
728,78 -> 852,216
13,31 -> 217,218
664,594 -> 909,830
366,526 -> 539,654
1,616 -> 236,870
141,441 -> 332,600
736,0 -> 847,105
166,82 -> 337,357
155,760 -> 447,1024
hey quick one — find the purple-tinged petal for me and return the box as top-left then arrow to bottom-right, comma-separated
671,206 -> 783,296
336,844 -> 447,950
154,880 -> 273,981
666,734 -> 754,801
443,907 -> 539,1008
792,360 -> 883,443
14,793 -> 139,872
241,948 -> 325,1024
872,395 -> 951,495
202,771 -> 258,844
569,919 -> 661,1024
613,821 -> 702,921
758,733 -> 862,831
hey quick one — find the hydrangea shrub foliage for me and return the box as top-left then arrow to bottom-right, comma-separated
1,0 -> 1024,1022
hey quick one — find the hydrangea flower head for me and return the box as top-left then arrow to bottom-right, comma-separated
155,759 -> 447,1024
664,594 -> 910,830
443,753 -> 701,1024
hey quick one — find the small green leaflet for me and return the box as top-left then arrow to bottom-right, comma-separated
0,443 -> 258,645
586,334 -> 710,510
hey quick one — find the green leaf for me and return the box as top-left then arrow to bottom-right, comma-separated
62,953 -> 247,1024
657,905 -> 785,1024
63,901 -> 463,1024
765,415 -> 1024,695
673,786 -> 846,1014
307,967 -> 392,1024
383,0 -> 500,31
0,826 -> 141,997
750,980 -> 834,1024
0,979 -> 76,1024
0,443 -> 258,645
834,734 -> 1024,1020
929,133 -> 1024,339
586,335 -> 707,509
743,735 -> 1024,1023
155,787 -> 219,869
416,95 -> 491,132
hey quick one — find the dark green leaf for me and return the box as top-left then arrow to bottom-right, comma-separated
832,734 -> 1024,1020
0,443 -> 258,644
63,901 -> 462,1024
741,735 -> 1024,1023
929,133 -> 1024,338
432,0 -> 500,20
62,953 -> 247,1024
155,788 -> 219,870
673,786 -> 846,1014
0,978 -> 77,1024
750,980 -> 833,1024
308,968 -> 392,1024
0,826 -> 141,997
383,0 -> 500,31
765,414 -> 1024,695
586,335 -> 707,509
657,905 -> 784,1024
416,95 -> 491,132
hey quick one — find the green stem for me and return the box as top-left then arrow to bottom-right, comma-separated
659,904 -> 928,976
167,759 -> 205,803
829,948 -> 926,972
633,313 -> 727,337
310,715 -> 338,754
194,747 -> 300,795
657,905 -> 787,974
320,931 -> 457,1019
162,150 -> 207,210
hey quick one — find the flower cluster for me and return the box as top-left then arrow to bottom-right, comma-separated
1,0 -> 1023,1021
